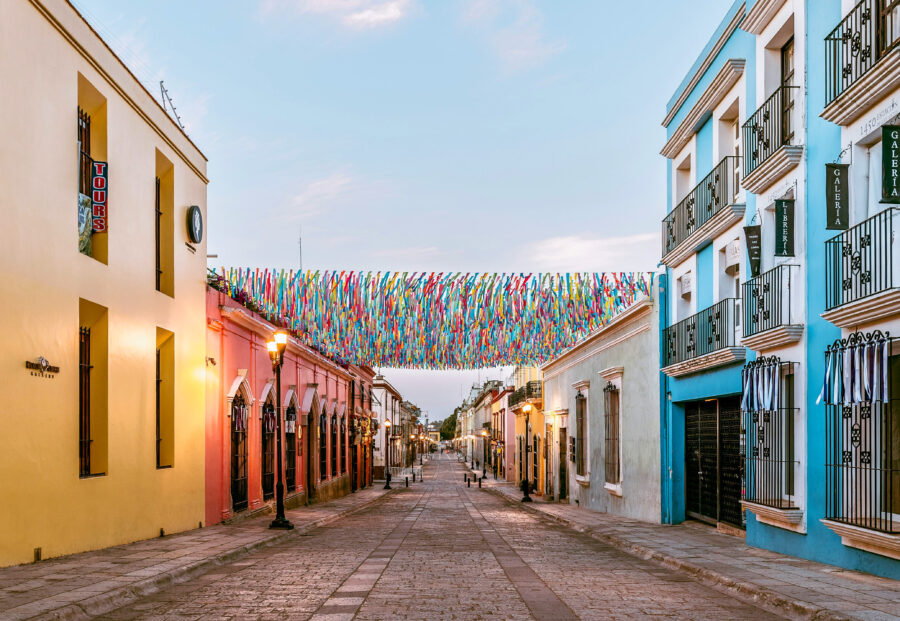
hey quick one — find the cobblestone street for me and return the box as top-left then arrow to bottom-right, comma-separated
96,456 -> 779,620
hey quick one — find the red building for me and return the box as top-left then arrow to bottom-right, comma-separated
205,286 -> 375,526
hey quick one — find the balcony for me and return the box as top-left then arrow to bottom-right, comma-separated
823,0 -> 900,125
661,299 -> 745,378
509,381 -> 542,409
741,264 -> 803,352
661,156 -> 745,267
742,86 -> 802,194
823,208 -> 900,328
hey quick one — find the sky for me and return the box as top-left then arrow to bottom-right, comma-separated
75,0 -> 732,422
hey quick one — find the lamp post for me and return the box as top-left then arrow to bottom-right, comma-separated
267,331 -> 294,529
383,419 -> 392,489
480,429 -> 488,479
521,404 -> 533,503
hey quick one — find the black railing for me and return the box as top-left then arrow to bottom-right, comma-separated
743,86 -> 800,178
78,107 -> 92,196
825,0 -> 900,106
742,357 -> 798,510
155,177 -> 162,292
604,383 -> 620,485
509,386 -> 525,408
79,327 -> 92,477
663,156 -> 741,258
286,405 -> 297,490
825,208 -> 899,310
825,331 -> 899,534
509,380 -> 542,409
662,299 -> 740,367
262,402 -> 276,500
231,394 -> 249,513
742,264 -> 799,337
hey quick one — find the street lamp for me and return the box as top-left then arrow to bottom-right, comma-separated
383,419 -> 392,489
480,429 -> 488,479
267,331 -> 293,529
521,404 -> 533,503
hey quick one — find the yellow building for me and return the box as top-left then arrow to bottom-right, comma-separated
509,367 -> 545,495
0,0 -> 208,566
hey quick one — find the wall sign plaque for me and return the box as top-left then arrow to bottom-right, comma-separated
26,357 -> 59,378
186,205 -> 203,244
883,125 -> 900,203
826,163 -> 849,229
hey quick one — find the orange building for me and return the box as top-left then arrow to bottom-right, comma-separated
205,284 -> 375,525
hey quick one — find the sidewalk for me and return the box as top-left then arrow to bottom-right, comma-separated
0,487 -> 391,621
477,474 -> 900,621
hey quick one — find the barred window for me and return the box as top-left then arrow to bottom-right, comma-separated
604,383 -> 621,485
575,392 -> 587,477
261,399 -> 276,500
319,413 -> 328,481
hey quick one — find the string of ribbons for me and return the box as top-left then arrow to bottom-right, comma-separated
209,268 -> 654,369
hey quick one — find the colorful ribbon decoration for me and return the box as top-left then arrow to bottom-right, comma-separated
209,269 -> 654,369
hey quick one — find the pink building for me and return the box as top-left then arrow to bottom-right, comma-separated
492,386 -> 516,481
205,286 -> 375,526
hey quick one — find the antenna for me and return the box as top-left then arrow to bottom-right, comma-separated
159,81 -> 186,132
299,226 -> 303,272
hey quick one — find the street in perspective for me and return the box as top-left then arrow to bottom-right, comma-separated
2,0 -> 900,619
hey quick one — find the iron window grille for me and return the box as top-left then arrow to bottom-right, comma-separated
662,298 -> 740,367
320,413 -> 328,481
532,434 -> 539,486
261,399 -> 276,500
231,394 -> 249,513
79,327 -> 92,477
77,108 -> 92,197
285,405 -> 297,490
742,264 -> 800,337
662,156 -> 742,258
604,383 -> 621,485
741,357 -> 799,510
331,414 -> 338,478
825,331 -> 900,534
155,348 -> 162,468
825,0 -> 900,106
825,208 -> 899,311
575,391 -> 587,476
742,86 -> 800,179
155,177 -> 162,292
341,416 -> 347,474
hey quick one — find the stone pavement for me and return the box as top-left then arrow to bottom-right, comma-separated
471,468 -> 900,620
89,455 -> 780,619
0,486 -> 390,621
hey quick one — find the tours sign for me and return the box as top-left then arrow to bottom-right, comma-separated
775,199 -> 794,257
90,161 -> 108,232
883,125 -> 900,203
826,163 -> 849,229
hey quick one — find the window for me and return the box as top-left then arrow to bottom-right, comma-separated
154,151 -> 174,296
331,414 -> 338,477
532,434 -> 539,485
780,37 -> 795,145
79,299 -> 108,477
285,404 -> 297,491
341,416 -> 347,474
575,392 -> 587,477
155,328 -> 174,468
77,74 -> 108,264
231,393 -> 249,512
319,413 -> 328,481
604,383 -> 621,485
261,398 -> 276,500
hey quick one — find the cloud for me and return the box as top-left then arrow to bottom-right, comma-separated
461,0 -> 565,72
259,0 -> 414,29
283,173 -> 355,221
520,232 -> 661,272
372,245 -> 443,260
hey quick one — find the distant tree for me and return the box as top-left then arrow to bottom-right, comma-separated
440,413 -> 457,440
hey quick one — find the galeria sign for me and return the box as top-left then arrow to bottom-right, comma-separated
883,125 -> 900,203
90,161 -> 108,232
825,163 -> 849,230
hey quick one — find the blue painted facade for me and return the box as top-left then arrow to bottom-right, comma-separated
660,0 -> 900,580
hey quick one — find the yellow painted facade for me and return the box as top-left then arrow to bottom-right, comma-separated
511,367 -> 545,495
0,0 -> 208,566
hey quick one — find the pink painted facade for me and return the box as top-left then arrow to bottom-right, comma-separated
205,287 -> 375,526
492,387 -> 516,481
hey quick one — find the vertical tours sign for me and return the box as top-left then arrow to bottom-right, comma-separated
775,199 -> 794,256
883,125 -> 900,203
744,224 -> 762,277
826,163 -> 849,229
90,161 -> 108,232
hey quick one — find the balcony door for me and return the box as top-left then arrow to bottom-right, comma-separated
780,38 -> 795,145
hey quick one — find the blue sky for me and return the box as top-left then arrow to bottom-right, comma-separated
75,0 -> 732,419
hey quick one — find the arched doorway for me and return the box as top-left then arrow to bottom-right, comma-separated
231,393 -> 249,513
285,401 -> 297,492
261,397 -> 276,500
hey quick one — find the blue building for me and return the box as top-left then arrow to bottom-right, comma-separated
659,0 -> 899,579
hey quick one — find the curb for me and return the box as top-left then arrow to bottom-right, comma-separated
480,486 -> 851,621
28,489 -> 395,621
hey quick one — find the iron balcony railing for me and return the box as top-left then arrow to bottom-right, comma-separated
825,208 -> 900,310
509,380 -> 542,409
825,0 -> 900,106
742,86 -> 800,179
662,298 -> 740,367
742,264 -> 800,338
663,156 -> 741,258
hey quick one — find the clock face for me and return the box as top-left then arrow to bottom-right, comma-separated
187,205 -> 203,243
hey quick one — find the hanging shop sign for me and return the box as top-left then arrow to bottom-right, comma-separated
186,205 -> 203,244
744,224 -> 762,277
826,163 -> 849,229
775,199 -> 795,257
883,125 -> 900,203
90,161 -> 108,232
